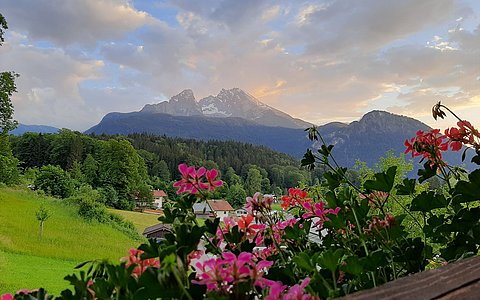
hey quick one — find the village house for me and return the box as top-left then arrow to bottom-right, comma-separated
143,223 -> 172,241
207,200 -> 235,221
235,207 -> 249,217
152,189 -> 167,210
192,200 -> 235,221
193,202 -> 213,218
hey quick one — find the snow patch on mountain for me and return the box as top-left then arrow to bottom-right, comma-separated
140,88 -> 313,129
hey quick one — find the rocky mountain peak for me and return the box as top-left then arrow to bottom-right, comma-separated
140,88 -> 312,129
171,89 -> 196,102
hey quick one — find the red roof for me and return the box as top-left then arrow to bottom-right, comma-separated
153,190 -> 167,197
207,200 -> 234,212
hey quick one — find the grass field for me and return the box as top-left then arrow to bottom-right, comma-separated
107,208 -> 161,233
0,187 -> 140,295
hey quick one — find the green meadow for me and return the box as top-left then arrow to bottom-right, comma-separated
0,187 -> 140,295
107,208 -> 161,234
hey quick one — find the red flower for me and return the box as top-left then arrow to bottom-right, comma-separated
445,120 -> 480,151
121,248 -> 160,278
404,129 -> 449,166
281,188 -> 311,209
237,214 -> 265,239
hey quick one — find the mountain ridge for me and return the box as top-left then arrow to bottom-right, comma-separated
140,88 -> 312,129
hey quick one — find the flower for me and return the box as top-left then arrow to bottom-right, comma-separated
245,192 -> 273,214
404,129 -> 449,166
281,188 -> 311,209
265,278 -> 318,300
121,248 -> 160,278
302,201 -> 340,229
1,294 -> 13,300
205,169 -> 223,190
238,214 -> 266,238
192,251 -> 273,293
445,120 -> 480,151
173,164 -> 223,194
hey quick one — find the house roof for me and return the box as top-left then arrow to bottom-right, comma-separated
193,202 -> 212,213
207,200 -> 234,212
143,223 -> 172,235
153,190 -> 167,197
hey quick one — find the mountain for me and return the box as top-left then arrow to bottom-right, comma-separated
10,124 -> 59,136
141,88 -> 312,129
86,112 -> 310,158
87,106 -> 446,168
86,87 -> 472,169
317,110 -> 431,166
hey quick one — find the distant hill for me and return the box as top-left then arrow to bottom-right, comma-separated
10,124 -> 59,135
87,104 -> 464,168
85,87 -> 473,168
86,111 -> 310,158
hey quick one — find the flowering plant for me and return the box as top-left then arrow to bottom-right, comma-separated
3,103 -> 480,299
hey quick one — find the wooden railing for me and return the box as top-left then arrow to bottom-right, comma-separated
342,255 -> 480,299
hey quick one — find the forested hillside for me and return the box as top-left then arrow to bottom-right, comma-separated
10,130 -> 312,209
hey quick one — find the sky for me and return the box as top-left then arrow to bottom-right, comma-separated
0,0 -> 479,131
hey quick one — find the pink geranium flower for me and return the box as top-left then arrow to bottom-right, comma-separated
173,164 -> 223,194
205,169 -> 223,190
302,201 -> 340,229
1,294 -> 13,300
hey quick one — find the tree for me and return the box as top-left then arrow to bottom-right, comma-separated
245,167 -> 262,196
152,160 -> 171,182
0,71 -> 18,134
34,165 -> 74,198
0,135 -> 19,185
132,184 -> 154,211
35,204 -> 51,238
224,167 -> 241,186
226,183 -> 247,208
82,154 -> 98,186
0,14 -> 19,185
98,139 -> 148,206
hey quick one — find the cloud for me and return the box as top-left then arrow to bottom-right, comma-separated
0,35 -> 104,129
0,0 -> 479,131
287,0 -> 459,57
0,0 -> 151,46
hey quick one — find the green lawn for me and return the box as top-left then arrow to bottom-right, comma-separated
108,208 -> 161,233
0,187 -> 139,295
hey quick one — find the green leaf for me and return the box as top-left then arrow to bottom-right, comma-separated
325,191 -> 338,208
453,169 -> 480,202
342,256 -> 364,275
361,249 -> 388,272
364,166 -> 397,192
396,178 -> 416,195
205,218 -> 220,235
293,252 -> 315,272
324,171 -> 341,190
317,249 -> 343,273
471,150 -> 480,165
418,162 -> 437,183
301,149 -> 316,170
318,144 -> 334,157
410,191 -> 447,212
